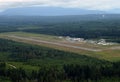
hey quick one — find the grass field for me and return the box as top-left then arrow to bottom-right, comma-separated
0,32 -> 120,61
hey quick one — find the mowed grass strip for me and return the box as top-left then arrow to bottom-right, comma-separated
0,32 -> 120,61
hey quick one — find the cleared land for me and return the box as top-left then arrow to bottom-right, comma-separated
0,32 -> 120,61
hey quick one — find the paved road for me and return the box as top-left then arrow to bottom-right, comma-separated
7,35 -> 102,52
109,46 -> 120,50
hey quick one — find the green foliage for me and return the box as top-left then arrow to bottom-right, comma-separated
24,20 -> 120,43
0,62 -> 120,82
0,38 -> 110,66
0,39 -> 119,82
0,15 -> 120,43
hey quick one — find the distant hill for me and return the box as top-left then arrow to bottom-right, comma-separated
0,7 -> 106,16
0,14 -> 120,23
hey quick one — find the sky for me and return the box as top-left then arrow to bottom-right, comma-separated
0,0 -> 120,12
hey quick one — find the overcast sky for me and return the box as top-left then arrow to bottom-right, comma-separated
0,0 -> 120,12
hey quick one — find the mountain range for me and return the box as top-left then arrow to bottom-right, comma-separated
0,7 -> 106,16
0,7 -> 120,16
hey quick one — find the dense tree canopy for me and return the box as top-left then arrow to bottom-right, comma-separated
0,15 -> 120,43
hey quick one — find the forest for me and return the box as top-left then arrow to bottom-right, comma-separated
0,62 -> 120,82
0,15 -> 120,82
0,38 -> 120,82
0,15 -> 120,43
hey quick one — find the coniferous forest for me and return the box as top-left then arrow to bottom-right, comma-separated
0,38 -> 120,82
0,15 -> 120,82
0,15 -> 120,43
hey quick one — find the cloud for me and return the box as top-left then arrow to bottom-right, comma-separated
0,0 -> 120,11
